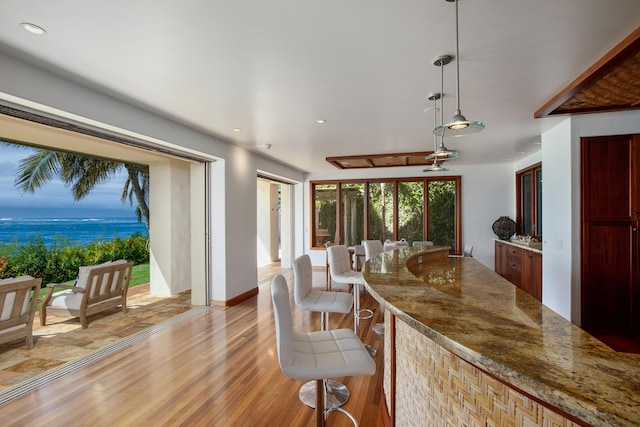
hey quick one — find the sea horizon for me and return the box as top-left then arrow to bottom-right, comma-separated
0,215 -> 148,247
0,206 -> 139,219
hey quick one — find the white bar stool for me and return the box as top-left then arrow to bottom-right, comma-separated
293,254 -> 353,409
327,245 -> 376,358
271,274 -> 376,427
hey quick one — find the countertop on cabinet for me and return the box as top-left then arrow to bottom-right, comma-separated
361,245 -> 639,427
496,238 -> 543,254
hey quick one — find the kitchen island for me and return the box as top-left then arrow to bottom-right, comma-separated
361,246 -> 639,427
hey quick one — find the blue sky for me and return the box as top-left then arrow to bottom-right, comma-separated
0,144 -> 138,218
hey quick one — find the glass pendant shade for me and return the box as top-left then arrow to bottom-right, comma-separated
423,160 -> 449,172
425,140 -> 460,161
434,110 -> 485,137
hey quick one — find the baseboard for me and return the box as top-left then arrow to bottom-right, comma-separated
211,286 -> 259,307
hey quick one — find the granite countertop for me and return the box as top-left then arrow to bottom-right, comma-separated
496,238 -> 543,254
361,246 -> 640,427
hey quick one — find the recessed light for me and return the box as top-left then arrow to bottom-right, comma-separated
316,119 -> 326,124
232,128 -> 242,132
20,22 -> 47,35
517,151 -> 525,155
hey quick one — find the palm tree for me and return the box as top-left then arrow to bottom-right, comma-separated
2,142 -> 150,228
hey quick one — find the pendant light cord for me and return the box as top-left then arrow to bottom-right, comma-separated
454,0 -> 461,114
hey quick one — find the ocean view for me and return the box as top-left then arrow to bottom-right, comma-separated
0,217 -> 148,247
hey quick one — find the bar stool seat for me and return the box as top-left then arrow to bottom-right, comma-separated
271,274 -> 375,427
294,254 -> 353,409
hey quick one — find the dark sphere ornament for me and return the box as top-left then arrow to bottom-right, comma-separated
492,216 -> 516,241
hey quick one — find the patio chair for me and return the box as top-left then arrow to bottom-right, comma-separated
0,276 -> 41,349
40,260 -> 133,329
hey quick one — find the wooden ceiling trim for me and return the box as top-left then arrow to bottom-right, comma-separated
534,26 -> 640,118
326,151 -> 433,170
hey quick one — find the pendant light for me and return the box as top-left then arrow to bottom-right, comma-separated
426,55 -> 460,162
424,92 -> 450,172
433,0 -> 485,137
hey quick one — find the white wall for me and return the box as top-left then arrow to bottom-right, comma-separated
304,162 -> 514,270
540,119 -> 573,320
0,51 -> 305,304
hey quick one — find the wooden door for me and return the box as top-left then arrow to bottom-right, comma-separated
581,135 -> 640,336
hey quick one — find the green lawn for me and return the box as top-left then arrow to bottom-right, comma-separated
37,262 -> 150,299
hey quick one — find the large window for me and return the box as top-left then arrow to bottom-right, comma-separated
311,177 -> 462,253
516,163 -> 542,238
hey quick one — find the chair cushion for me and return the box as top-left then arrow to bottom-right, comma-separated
283,328 -> 376,381
75,261 -> 112,289
330,268 -> 366,286
48,289 -> 121,310
0,276 -> 34,320
297,289 -> 352,314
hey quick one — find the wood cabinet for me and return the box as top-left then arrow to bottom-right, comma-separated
495,241 -> 508,277
581,135 -> 640,337
495,241 -> 542,301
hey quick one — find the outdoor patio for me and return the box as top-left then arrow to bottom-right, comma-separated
0,284 -> 193,394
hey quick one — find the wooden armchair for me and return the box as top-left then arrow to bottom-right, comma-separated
0,276 -> 41,349
40,260 -> 133,329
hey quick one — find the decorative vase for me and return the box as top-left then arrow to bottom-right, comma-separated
492,216 -> 516,240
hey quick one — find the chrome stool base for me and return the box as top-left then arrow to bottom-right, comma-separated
373,323 -> 385,335
364,343 -> 377,358
299,379 -> 349,409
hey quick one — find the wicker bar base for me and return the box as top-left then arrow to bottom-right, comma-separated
387,316 -> 583,427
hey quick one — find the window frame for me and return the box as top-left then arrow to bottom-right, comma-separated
515,162 -> 542,239
310,176 -> 462,253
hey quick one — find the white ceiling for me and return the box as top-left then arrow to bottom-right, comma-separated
1,0 -> 639,173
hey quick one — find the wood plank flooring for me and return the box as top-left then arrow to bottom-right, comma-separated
0,264 -> 385,426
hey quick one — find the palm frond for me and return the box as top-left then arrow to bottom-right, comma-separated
14,150 -> 61,193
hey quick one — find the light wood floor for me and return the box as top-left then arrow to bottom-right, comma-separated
0,264 -> 386,427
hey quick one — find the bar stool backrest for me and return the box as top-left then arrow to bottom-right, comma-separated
327,245 -> 351,276
271,274 -> 295,372
363,240 -> 383,261
293,254 -> 313,308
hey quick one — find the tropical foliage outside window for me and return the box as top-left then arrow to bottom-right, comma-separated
341,183 -> 365,246
311,177 -> 461,253
368,182 -> 395,242
313,183 -> 337,247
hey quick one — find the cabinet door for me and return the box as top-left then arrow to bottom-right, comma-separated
495,241 -> 508,277
531,252 -> 542,301
505,246 -> 523,288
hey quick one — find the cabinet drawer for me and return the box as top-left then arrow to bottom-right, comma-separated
506,259 -> 521,274
507,252 -> 521,270
507,246 -> 521,257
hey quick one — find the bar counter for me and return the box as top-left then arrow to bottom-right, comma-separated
361,246 -> 640,427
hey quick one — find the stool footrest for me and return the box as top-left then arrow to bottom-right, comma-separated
356,308 -> 374,320
326,406 -> 359,427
